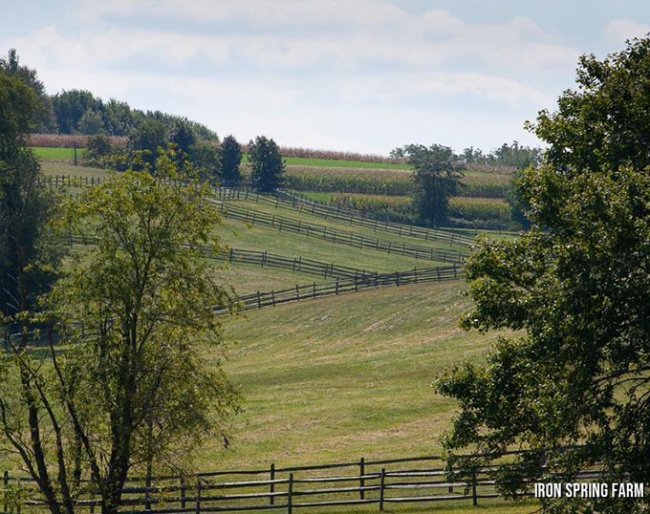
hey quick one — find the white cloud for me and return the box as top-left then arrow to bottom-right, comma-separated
70,0 -> 577,74
5,0 -> 579,152
605,19 -> 650,45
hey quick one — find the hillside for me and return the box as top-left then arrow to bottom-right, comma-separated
205,280 -> 502,471
35,158 -> 502,472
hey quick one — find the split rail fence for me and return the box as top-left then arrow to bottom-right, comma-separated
68,235 -> 404,282
41,175 -> 476,249
207,199 -> 468,264
2,457 -> 568,514
2,455 -> 607,514
217,265 -> 461,314
215,187 -> 476,248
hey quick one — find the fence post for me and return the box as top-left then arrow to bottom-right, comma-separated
180,477 -> 187,510
359,458 -> 365,500
145,473 -> 152,511
195,477 -> 202,514
270,464 -> 275,506
472,471 -> 478,507
3,470 -> 9,514
379,468 -> 386,511
287,474 -> 294,514
257,291 -> 262,309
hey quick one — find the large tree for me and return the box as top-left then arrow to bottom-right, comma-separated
0,53 -> 61,321
392,143 -> 462,227
219,134 -> 242,185
0,153 -> 240,514
527,36 -> 650,173
248,135 -> 285,193
436,36 -> 650,514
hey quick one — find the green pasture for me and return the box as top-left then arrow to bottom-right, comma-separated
1,159 -> 544,514
291,501 -> 538,514
32,146 -> 85,160
216,197 -> 472,253
202,281 -> 502,470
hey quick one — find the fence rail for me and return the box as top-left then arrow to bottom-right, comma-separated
218,265 -> 461,314
42,176 -> 469,264
208,200 -> 469,264
69,235 -> 402,281
2,455 -> 606,514
215,187 -> 476,248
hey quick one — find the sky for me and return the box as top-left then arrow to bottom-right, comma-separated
2,0 -> 649,156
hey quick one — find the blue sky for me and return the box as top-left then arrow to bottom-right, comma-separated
2,0 -> 649,155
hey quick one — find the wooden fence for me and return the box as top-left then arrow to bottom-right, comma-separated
68,235 -> 402,282
42,176 -> 469,264
2,454 -> 608,514
217,266 -> 461,314
215,187 -> 476,248
207,199 -> 469,264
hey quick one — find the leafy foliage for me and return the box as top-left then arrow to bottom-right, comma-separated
0,54 -> 62,319
436,36 -> 650,513
528,36 -> 650,173
219,134 -> 242,185
0,153 -> 240,514
249,135 -> 285,193
393,144 -> 463,227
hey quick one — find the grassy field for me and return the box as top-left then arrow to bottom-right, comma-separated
202,280 -> 499,471
18,158 -> 540,514
33,146 -> 85,160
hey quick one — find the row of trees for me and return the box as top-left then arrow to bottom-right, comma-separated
86,131 -> 286,193
436,36 -> 650,514
41,88 -> 218,141
1,51 -> 240,514
460,141 -> 542,168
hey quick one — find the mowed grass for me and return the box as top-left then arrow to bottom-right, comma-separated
33,146 -> 85,161
201,281 -> 503,471
216,197 -> 472,253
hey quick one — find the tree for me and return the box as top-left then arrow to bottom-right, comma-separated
527,36 -> 650,173
83,134 -> 114,168
0,48 -> 53,132
392,143 -> 462,227
248,135 -> 285,193
0,56 -> 62,321
168,119 -> 197,156
435,36 -> 650,514
219,134 -> 242,185
77,108 -> 105,135
126,119 -> 167,168
51,89 -> 104,134
189,141 -> 220,180
0,153 -> 240,514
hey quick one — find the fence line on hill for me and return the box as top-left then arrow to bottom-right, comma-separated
40,175 -> 476,249
214,187 -> 476,248
41,176 -> 469,264
207,199 -> 469,264
1,454 -> 605,514
217,265 -> 461,314
68,235 -> 409,281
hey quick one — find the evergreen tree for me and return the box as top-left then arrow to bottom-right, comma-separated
248,135 -> 285,193
219,134 -> 242,185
